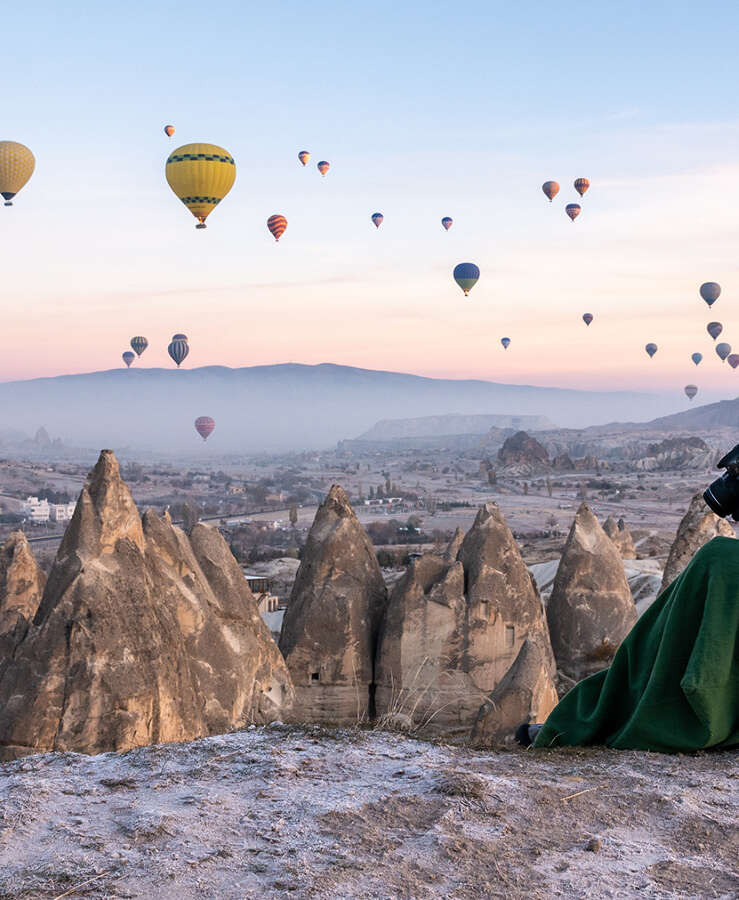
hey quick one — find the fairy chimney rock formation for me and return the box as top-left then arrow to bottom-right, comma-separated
0,532 -> 46,663
278,485 -> 388,725
497,431 -> 550,473
374,502 -> 554,733
547,503 -> 637,682
0,450 -> 293,761
661,493 -> 735,591
471,639 -> 558,747
602,515 -> 637,559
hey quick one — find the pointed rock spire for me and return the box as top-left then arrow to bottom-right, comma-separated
0,450 -> 293,761
279,485 -> 387,724
0,532 -> 46,663
602,515 -> 636,559
471,639 -> 558,747
661,493 -> 735,591
375,502 -> 554,734
547,503 -> 637,681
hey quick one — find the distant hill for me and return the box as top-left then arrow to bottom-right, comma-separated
356,413 -> 555,442
0,363 -> 692,454
641,396 -> 739,432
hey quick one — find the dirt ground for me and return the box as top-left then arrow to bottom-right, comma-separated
0,726 -> 736,899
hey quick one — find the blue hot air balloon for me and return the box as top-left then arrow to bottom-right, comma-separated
501,337 -> 511,350
168,337 -> 189,367
441,216 -> 453,231
700,282 -> 721,307
645,343 -> 658,358
371,212 -> 383,228
453,262 -> 480,296
130,336 -> 148,357
122,351 -> 135,368
691,352 -> 703,366
716,342 -> 731,361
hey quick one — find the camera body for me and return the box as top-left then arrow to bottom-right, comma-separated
703,444 -> 739,520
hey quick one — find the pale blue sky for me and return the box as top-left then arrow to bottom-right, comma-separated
3,0 -> 739,402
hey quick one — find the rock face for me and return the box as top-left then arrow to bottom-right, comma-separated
0,450 -> 293,761
0,532 -> 46,665
374,502 -> 554,733
660,493 -> 735,591
497,431 -> 550,473
279,485 -> 388,725
635,437 -> 713,471
470,639 -> 558,746
602,516 -> 637,559
547,503 -> 637,682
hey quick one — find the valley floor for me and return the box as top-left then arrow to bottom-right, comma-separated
0,727 -> 736,900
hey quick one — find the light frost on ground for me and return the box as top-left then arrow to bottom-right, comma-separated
0,726 -> 736,899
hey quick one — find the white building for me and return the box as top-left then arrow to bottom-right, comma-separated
21,497 -> 50,523
50,502 -> 76,523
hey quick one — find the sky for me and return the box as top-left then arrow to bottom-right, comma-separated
3,0 -> 739,404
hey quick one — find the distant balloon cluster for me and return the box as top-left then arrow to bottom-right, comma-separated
541,177 -> 589,222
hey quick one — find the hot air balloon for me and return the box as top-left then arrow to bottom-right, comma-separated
371,212 -> 383,229
0,141 -> 35,206
542,181 -> 559,202
164,125 -> 175,138
716,342 -> 731,361
501,337 -> 511,350
728,354 -> 739,370
453,262 -> 480,296
130,336 -> 148,357
317,160 -> 330,176
172,333 -> 188,341
565,203 -> 581,221
700,282 -> 721,307
168,337 -> 189,367
165,143 -> 236,229
441,216 -> 453,231
574,177 -> 590,197
582,313 -> 593,326
298,150 -> 310,166
645,343 -> 658,358
194,416 -> 215,441
267,214 -> 287,241
707,322 -> 723,340
122,351 -> 135,368
691,352 -> 703,366
684,385 -> 698,401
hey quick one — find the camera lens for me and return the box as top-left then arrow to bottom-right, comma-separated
703,473 -> 737,518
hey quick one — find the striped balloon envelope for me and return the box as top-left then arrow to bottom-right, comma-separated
574,177 -> 590,197
168,339 -> 189,367
130,336 -> 148,356
172,333 -> 189,342
565,203 -> 581,221
165,143 -> 236,229
267,214 -> 288,241
684,384 -> 698,400
582,313 -> 594,326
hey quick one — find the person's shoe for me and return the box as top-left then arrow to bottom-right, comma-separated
515,722 -> 543,747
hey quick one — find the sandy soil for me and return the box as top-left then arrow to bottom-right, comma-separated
0,727 -> 736,899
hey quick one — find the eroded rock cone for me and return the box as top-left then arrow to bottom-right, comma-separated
497,431 -> 550,473
547,502 -> 636,682
661,493 -> 735,591
375,502 -> 554,733
602,515 -> 636,559
0,532 -> 46,667
0,450 -> 293,760
471,639 -> 558,747
279,485 -> 387,725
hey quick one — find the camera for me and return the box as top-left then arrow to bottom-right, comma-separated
703,444 -> 739,519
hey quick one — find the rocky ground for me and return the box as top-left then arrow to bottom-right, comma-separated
0,726 -> 736,900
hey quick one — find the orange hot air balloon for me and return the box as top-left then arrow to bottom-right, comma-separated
317,160 -> 330,176
267,214 -> 287,241
194,416 -> 215,441
565,203 -> 581,221
298,150 -> 310,166
542,181 -> 559,202
164,125 -> 175,138
574,177 -> 590,196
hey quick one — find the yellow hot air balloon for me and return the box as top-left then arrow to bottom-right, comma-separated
165,143 -> 236,229
0,141 -> 35,206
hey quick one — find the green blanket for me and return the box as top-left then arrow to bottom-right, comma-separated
535,536 -> 739,752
